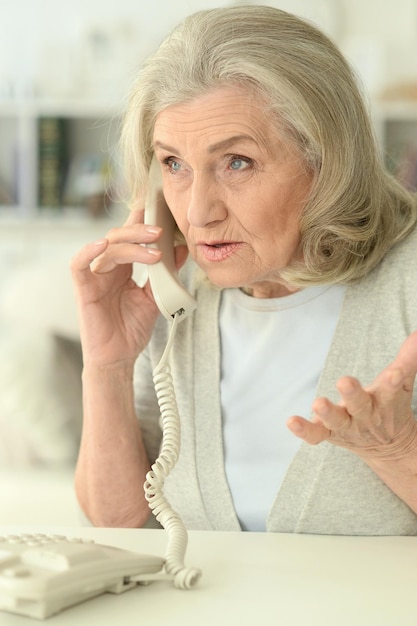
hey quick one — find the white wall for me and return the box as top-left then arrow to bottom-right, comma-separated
339,0 -> 417,93
0,0 -> 214,100
1,0 -> 416,102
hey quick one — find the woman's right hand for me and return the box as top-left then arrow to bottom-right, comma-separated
71,209 -> 165,367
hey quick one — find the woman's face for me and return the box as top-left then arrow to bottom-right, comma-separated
153,86 -> 313,298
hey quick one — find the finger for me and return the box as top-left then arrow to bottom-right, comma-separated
105,223 -> 161,245
335,376 -> 373,420
90,224 -> 163,274
286,415 -> 329,445
312,395 -> 352,432
364,365 -> 411,417
362,333 -> 417,407
71,239 -> 109,282
91,242 -> 161,274
389,331 -> 417,388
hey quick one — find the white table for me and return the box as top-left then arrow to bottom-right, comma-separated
0,525 -> 416,625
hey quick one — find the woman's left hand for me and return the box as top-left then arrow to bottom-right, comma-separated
287,331 -> 417,462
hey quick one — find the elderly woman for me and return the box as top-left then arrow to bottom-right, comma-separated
71,6 -> 417,534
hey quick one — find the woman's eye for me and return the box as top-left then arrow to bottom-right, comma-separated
229,157 -> 250,171
164,157 -> 182,173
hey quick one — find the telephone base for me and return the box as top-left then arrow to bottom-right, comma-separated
0,533 -> 164,620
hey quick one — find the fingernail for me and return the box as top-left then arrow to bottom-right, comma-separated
94,238 -> 108,245
147,247 -> 162,256
145,225 -> 162,234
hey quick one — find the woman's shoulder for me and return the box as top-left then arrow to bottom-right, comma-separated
393,223 -> 417,256
378,223 -> 417,277
349,223 -> 417,312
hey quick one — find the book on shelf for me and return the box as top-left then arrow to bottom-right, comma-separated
37,117 -> 68,209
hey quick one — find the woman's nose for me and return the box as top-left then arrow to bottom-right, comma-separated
186,172 -> 227,228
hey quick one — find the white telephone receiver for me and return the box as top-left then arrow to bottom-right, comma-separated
144,157 -> 197,321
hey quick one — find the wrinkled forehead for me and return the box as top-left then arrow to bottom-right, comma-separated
152,85 -> 289,157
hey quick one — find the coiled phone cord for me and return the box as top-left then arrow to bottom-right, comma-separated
143,312 -> 201,589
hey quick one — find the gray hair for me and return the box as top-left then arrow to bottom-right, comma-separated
120,5 -> 417,286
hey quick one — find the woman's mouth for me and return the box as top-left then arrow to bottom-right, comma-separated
198,241 -> 243,262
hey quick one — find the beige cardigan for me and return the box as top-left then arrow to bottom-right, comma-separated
134,226 -> 417,535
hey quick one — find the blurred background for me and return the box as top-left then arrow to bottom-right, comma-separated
1,0 -> 417,526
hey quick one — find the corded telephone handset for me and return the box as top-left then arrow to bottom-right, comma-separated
0,160 -> 200,620
140,155 -> 200,592
144,157 -> 197,321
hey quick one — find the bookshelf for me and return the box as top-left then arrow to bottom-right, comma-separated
0,98 -> 125,221
0,99 -> 129,294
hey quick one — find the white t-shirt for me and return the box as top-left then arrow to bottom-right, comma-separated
219,284 -> 346,531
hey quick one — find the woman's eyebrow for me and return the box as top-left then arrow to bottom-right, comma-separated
153,135 -> 257,155
207,135 -> 257,153
153,141 -> 178,153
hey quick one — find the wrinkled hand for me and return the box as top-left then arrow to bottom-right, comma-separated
71,209 -> 188,366
287,331 -> 417,462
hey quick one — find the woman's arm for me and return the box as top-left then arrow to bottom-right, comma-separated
287,331 -> 417,514
70,211 -> 164,527
75,362 -> 152,527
